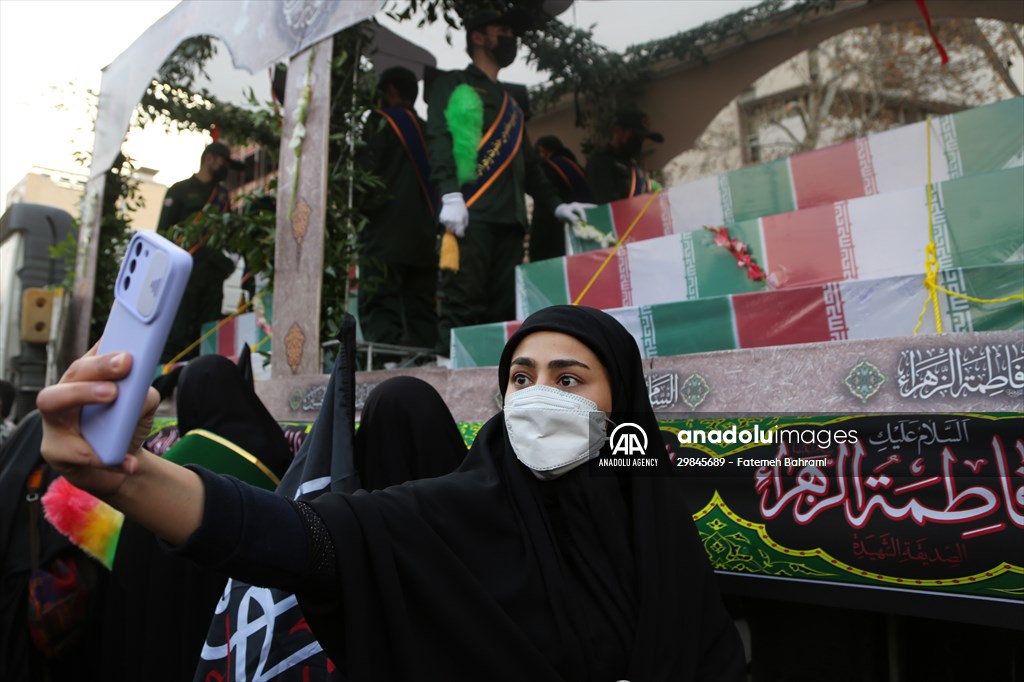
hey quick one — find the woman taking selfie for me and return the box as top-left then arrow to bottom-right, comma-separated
39,305 -> 744,681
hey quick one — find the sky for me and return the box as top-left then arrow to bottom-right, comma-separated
0,0 -> 761,205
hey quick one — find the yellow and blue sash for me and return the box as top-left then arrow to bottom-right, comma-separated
629,164 -> 653,198
545,155 -> 592,203
377,107 -> 437,216
463,91 -> 524,207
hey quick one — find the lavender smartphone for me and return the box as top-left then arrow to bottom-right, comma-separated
80,231 -> 192,465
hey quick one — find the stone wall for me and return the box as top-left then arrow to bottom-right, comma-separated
254,330 -> 1023,423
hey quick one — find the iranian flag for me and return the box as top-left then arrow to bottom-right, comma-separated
519,167 -> 1023,318
200,311 -> 270,363
568,97 -> 1023,254
457,262 -> 1024,368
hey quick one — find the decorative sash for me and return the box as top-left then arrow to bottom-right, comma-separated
376,107 -> 437,216
206,185 -> 231,213
629,164 -> 653,198
164,429 -> 280,489
181,185 -> 230,255
544,155 -> 592,203
463,90 -> 524,207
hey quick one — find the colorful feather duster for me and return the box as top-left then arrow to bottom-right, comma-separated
42,477 -> 123,570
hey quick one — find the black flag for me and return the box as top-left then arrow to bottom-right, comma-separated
194,316 -> 358,681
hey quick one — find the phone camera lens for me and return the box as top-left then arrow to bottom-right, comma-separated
129,259 -> 137,273
135,241 -> 143,257
124,276 -> 131,290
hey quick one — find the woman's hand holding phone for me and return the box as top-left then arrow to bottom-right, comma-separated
38,346 -> 161,499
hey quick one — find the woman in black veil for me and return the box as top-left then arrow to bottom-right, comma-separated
98,353 -> 293,681
355,375 -> 467,491
39,305 -> 745,681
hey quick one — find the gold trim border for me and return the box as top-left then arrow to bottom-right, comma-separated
693,491 -> 1023,590
186,428 -> 281,487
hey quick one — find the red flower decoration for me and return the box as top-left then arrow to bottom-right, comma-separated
703,225 -> 766,284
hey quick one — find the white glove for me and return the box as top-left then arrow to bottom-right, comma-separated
554,202 -> 596,224
439,192 -> 469,238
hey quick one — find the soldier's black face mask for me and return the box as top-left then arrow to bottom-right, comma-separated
492,35 -> 518,68
620,135 -> 644,160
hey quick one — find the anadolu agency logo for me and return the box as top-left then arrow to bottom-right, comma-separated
597,422 -> 660,470
611,422 -> 648,456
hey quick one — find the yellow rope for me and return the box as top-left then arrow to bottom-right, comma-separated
572,189 -> 662,306
913,117 -> 1023,335
251,330 -> 272,353
161,291 -> 265,373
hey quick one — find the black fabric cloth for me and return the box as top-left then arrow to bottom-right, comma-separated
98,355 -> 293,682
357,259 -> 438,349
176,305 -> 745,680
354,376 -> 466,491
0,413 -> 106,682
193,319 -> 362,682
175,467 -> 312,593
175,354 -> 293,480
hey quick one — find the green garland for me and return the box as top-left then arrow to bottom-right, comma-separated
526,0 -> 840,144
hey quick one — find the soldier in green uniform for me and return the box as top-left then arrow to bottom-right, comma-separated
156,142 -> 241,363
529,135 -> 593,261
585,110 -> 664,205
427,9 -> 592,356
358,67 -> 438,349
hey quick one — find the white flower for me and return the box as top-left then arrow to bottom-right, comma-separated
289,122 -> 306,152
572,221 -> 617,248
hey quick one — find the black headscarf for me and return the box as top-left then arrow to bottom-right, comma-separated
0,413 -> 107,681
355,376 -> 467,491
175,354 -> 292,479
304,305 -> 745,681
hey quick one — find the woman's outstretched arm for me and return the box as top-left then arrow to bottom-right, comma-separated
38,347 -> 329,594
38,348 -> 205,546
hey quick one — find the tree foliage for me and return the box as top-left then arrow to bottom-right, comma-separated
738,18 -> 1021,162
135,36 -> 280,151
164,26 -> 383,347
51,153 -> 142,346
88,156 -> 143,345
665,16 -> 1022,182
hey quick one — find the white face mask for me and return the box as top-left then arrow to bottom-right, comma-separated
503,384 -> 608,480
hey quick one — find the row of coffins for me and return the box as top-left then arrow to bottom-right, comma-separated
569,96 -> 1023,253
519,166 -> 1023,317
452,261 -> 1024,367
448,99 -> 1024,367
